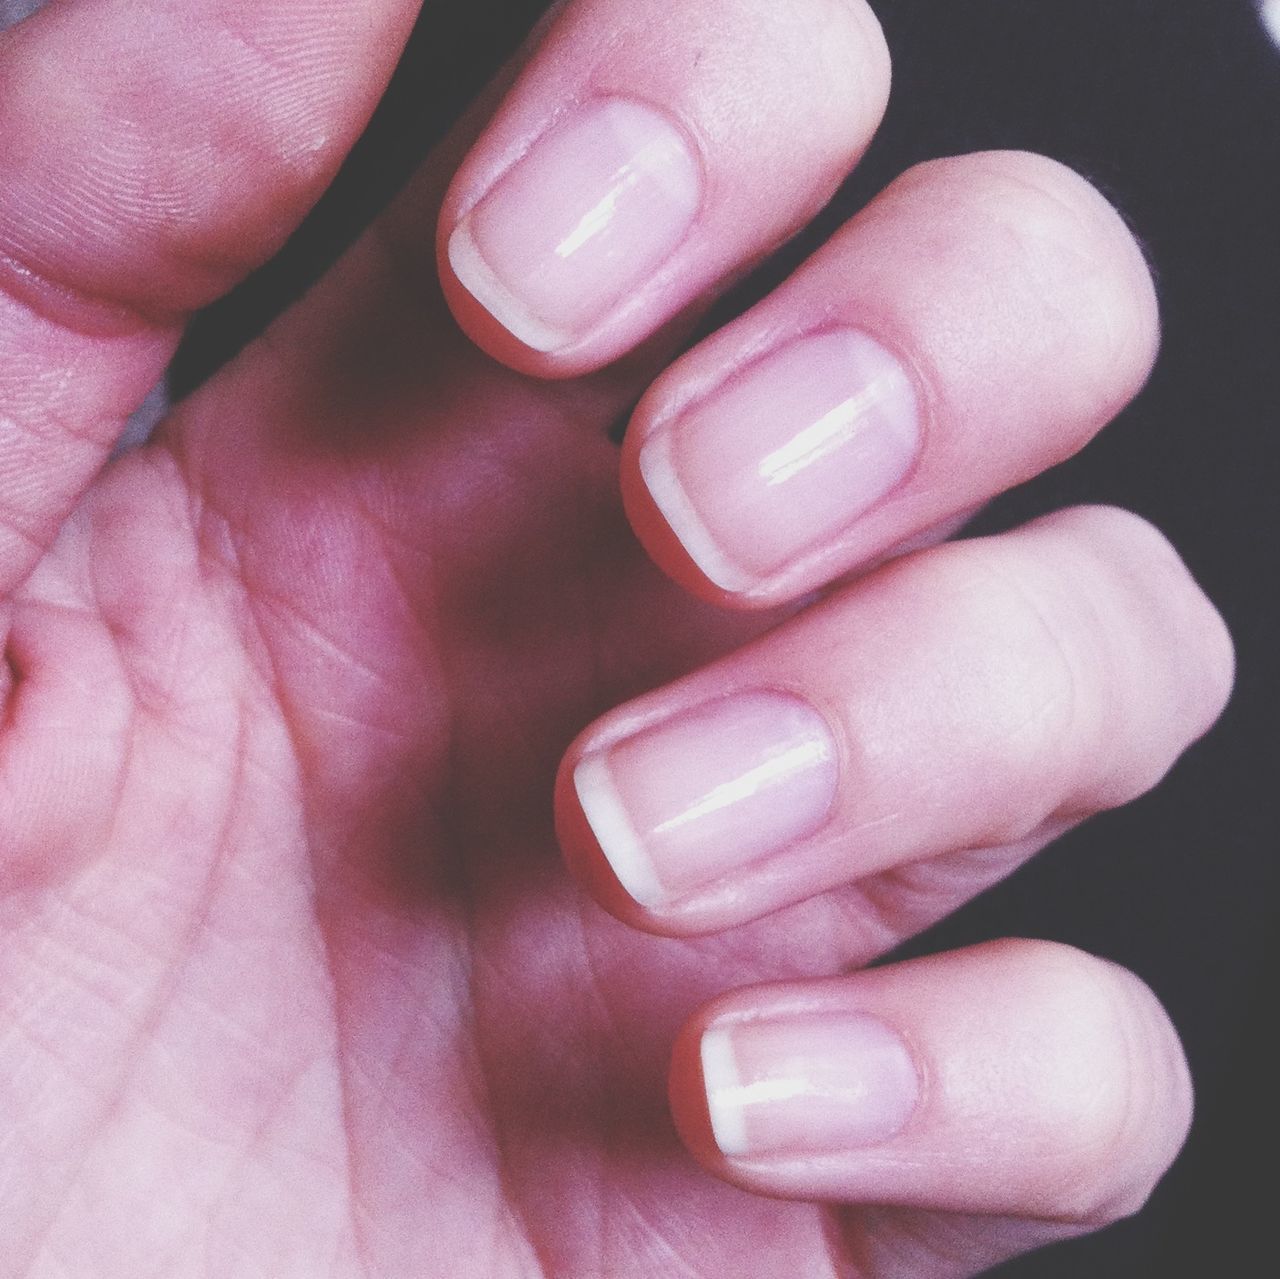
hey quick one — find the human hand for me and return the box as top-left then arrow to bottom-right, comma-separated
0,1 -> 1233,1275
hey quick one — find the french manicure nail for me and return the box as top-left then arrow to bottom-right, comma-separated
448,97 -> 702,352
701,1012 -> 918,1158
640,329 -> 921,592
573,691 -> 837,909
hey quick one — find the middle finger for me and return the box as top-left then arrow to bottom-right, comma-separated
622,151 -> 1160,607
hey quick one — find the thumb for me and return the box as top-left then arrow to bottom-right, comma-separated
0,0 -> 419,600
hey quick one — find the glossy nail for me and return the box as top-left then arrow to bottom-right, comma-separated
701,1011 -> 918,1158
573,691 -> 837,909
640,329 -> 920,591
448,97 -> 702,352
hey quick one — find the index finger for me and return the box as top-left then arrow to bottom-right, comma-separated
437,0 -> 891,377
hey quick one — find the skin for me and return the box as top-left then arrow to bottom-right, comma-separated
0,0 -> 1233,1275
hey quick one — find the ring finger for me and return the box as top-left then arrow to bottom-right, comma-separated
557,505 -> 1231,933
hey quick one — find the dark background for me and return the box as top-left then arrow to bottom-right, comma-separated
169,0 -> 1280,1273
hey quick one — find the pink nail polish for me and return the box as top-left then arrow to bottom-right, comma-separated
448,98 -> 702,352
640,329 -> 921,591
573,691 -> 837,909
700,1012 -> 918,1158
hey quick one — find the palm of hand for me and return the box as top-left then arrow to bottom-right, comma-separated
3,232 -> 962,1275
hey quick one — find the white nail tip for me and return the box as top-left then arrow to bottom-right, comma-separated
447,220 -> 570,354
638,434 -> 755,594
573,754 -> 666,909
701,1026 -> 750,1157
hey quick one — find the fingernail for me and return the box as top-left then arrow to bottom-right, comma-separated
700,1012 -> 918,1158
573,691 -> 837,909
448,98 -> 702,353
640,329 -> 920,592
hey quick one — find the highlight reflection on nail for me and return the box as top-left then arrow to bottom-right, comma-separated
573,691 -> 838,909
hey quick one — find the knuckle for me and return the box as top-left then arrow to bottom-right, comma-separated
933,151 -> 1139,263
927,542 -> 1090,812
780,0 -> 888,60
1011,942 -> 1192,1226
897,150 -> 1160,383
937,509 -> 1234,826
772,0 -> 892,146
644,0 -> 890,189
1045,506 -> 1237,740
1049,502 -> 1180,562
822,0 -> 892,85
